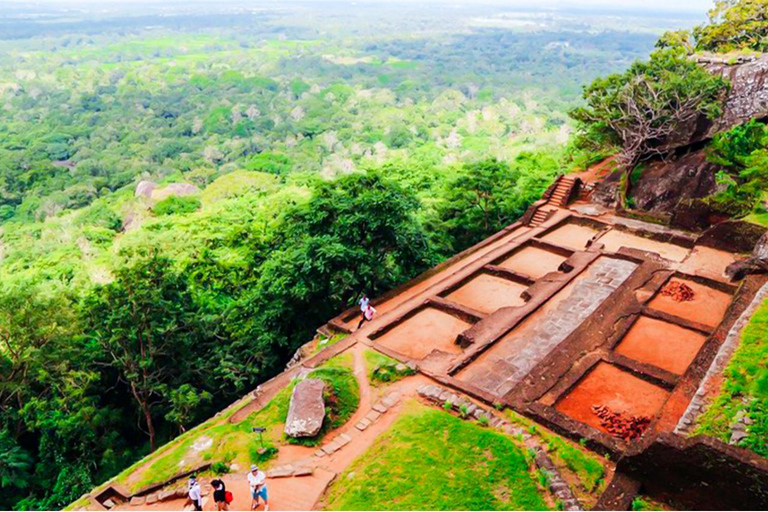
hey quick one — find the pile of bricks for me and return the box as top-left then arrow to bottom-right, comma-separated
592,405 -> 651,441
660,280 -> 695,302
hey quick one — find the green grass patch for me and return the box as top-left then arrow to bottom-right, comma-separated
543,435 -> 604,493
112,352 -> 359,492
631,495 -> 669,511
323,403 -> 548,510
505,410 -> 605,495
363,349 -> 415,384
118,384 -> 290,493
694,299 -> 768,457
311,333 -> 348,356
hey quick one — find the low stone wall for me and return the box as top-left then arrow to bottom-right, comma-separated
676,281 -> 768,435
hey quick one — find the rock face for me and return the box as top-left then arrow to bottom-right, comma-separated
631,149 -> 720,212
284,379 -> 325,438
666,54 -> 768,151
725,231 -> 768,281
597,56 -> 768,215
151,183 -> 201,201
135,180 -> 157,198
753,232 -> 768,260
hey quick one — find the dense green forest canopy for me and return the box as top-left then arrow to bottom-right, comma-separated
0,1 -> 710,509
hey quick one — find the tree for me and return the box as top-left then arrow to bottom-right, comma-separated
166,385 -> 212,434
694,0 -> 768,53
83,252 -> 202,452
570,47 -> 727,205
0,431 -> 31,490
438,159 -> 523,252
0,283 -> 76,436
229,171 -> 436,364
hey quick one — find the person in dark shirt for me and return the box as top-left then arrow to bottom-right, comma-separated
211,479 -> 229,511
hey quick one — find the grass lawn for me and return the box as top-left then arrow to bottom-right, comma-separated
542,434 -> 604,493
694,299 -> 768,457
323,403 -> 549,510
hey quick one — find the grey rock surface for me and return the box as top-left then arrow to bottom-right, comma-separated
284,379 -> 325,438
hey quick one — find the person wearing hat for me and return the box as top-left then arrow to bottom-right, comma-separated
188,475 -> 203,511
247,464 -> 269,511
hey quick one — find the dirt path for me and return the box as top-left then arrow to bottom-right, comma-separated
113,339 -> 436,512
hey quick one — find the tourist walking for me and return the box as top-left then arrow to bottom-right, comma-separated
188,475 -> 203,511
211,479 -> 229,511
358,293 -> 370,312
248,465 -> 269,511
357,303 -> 377,329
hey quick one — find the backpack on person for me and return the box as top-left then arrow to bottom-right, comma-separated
225,491 -> 234,504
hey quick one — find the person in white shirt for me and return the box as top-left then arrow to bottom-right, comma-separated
247,465 -> 269,511
188,475 -> 202,511
358,294 -> 370,312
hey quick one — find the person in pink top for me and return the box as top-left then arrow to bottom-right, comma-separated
357,303 -> 377,330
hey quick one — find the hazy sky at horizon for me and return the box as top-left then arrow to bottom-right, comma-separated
7,0 -> 716,13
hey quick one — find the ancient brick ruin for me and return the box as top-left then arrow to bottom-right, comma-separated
324,171 -> 768,510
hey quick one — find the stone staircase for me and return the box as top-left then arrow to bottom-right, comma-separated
548,174 -> 577,207
530,206 -> 557,226
529,175 -> 578,227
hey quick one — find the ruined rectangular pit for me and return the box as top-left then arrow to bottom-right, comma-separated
539,218 -> 607,250
494,241 -> 573,280
646,276 -> 733,329
371,306 -> 473,361
441,271 -> 529,315
597,229 -> 690,262
614,316 -> 708,375
555,362 -> 670,436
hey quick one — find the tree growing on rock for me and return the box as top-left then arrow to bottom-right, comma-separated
570,47 -> 728,206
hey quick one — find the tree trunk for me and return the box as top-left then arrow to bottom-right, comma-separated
143,401 -> 157,452
131,381 -> 157,452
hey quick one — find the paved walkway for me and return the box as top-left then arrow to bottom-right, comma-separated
459,257 -> 638,397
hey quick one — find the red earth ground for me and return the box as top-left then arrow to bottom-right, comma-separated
614,316 -> 707,375
555,363 -> 670,434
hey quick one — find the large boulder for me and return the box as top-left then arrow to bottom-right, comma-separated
151,183 -> 201,201
284,379 -> 325,438
631,149 -> 720,213
753,232 -> 768,261
724,230 -> 768,281
135,180 -> 157,198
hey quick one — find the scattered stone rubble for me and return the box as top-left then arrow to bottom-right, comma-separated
417,384 -> 582,511
729,405 -> 754,446
132,486 -> 188,507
